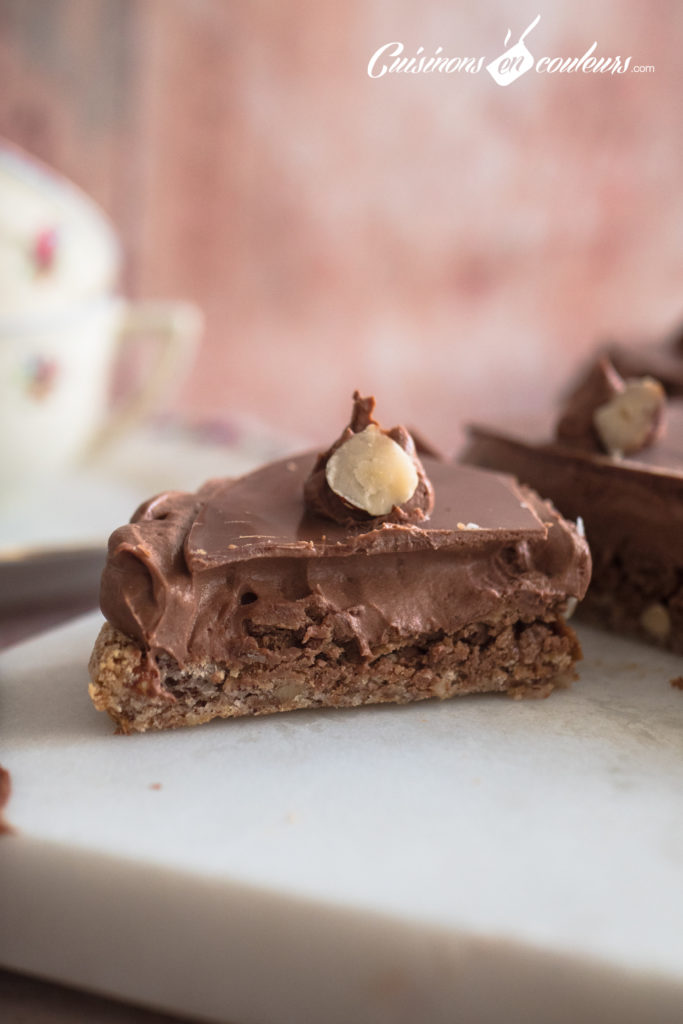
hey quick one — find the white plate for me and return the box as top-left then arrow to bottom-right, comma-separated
1,616 -> 683,1022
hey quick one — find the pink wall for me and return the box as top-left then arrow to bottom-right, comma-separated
2,0 -> 682,452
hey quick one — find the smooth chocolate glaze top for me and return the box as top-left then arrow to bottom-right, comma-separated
100,455 -> 590,674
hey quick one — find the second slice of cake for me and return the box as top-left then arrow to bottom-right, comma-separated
89,394 -> 590,732
463,359 -> 683,652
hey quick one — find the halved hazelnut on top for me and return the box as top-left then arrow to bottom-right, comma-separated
304,392 -> 434,525
593,376 -> 666,456
325,424 -> 418,516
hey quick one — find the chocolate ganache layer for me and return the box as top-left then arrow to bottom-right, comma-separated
100,456 -> 590,672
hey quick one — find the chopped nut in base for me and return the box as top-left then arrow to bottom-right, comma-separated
325,424 -> 419,516
640,602 -> 671,641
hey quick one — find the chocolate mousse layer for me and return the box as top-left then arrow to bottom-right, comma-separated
91,455 -> 590,733
462,403 -> 683,652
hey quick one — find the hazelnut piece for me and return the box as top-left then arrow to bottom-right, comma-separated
556,357 -> 624,449
593,377 -> 666,456
304,391 -> 434,525
640,602 -> 671,641
325,424 -> 418,516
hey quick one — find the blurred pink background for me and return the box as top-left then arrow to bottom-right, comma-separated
2,0 -> 682,451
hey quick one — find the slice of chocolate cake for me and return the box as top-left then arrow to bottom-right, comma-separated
89,394 -> 590,733
462,359 -> 683,652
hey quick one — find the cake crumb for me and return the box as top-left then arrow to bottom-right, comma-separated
670,677 -> 683,691
0,765 -> 16,836
149,782 -> 163,791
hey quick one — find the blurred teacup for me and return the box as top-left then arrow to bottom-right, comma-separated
0,297 -> 201,494
0,141 -> 201,497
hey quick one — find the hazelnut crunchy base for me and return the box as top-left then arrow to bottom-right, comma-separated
577,544 -> 683,654
89,611 -> 580,735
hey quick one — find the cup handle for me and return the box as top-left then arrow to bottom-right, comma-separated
85,300 -> 203,459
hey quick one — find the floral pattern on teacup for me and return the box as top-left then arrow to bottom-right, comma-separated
32,226 -> 59,275
22,353 -> 59,400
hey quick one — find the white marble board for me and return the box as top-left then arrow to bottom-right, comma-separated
1,614 -> 683,1024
